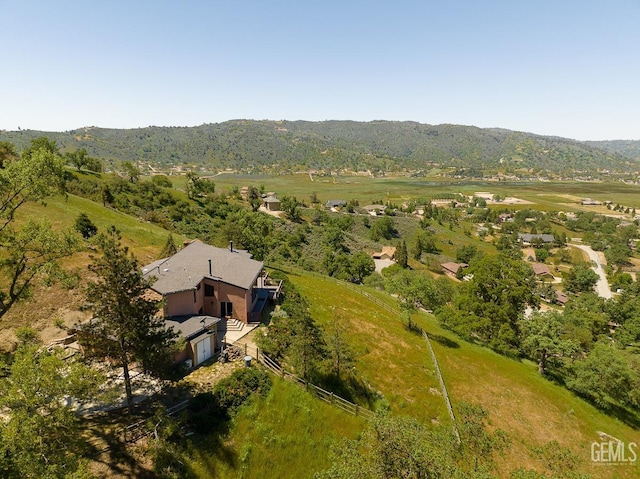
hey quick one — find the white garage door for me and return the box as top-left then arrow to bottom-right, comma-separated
197,338 -> 212,365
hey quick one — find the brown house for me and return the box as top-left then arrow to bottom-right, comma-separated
441,262 -> 468,277
532,263 -> 554,280
142,240 -> 278,366
372,246 -> 396,260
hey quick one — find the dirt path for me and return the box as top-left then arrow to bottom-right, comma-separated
569,243 -> 613,299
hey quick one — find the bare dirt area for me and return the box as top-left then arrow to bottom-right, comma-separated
0,282 -> 89,352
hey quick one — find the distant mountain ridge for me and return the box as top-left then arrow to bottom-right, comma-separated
1,120 -> 637,173
586,140 -> 640,161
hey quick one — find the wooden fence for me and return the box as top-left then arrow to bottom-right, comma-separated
422,331 -> 460,444
264,261 -> 460,441
242,343 -> 374,420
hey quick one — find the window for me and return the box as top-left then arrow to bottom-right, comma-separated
204,284 -> 214,297
221,302 -> 233,317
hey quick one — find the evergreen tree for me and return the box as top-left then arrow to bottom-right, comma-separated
396,239 -> 408,268
82,226 -> 177,414
159,232 -> 178,258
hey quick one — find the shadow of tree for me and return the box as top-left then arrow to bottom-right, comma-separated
427,333 -> 460,349
316,372 -> 380,410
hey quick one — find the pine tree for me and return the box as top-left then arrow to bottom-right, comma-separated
396,239 -> 408,268
83,227 -> 177,414
159,232 -> 178,258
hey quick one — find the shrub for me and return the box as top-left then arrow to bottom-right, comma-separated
214,368 -> 272,416
74,213 -> 97,239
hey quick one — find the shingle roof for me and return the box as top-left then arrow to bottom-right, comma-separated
441,262 -> 467,274
518,233 -> 555,243
142,240 -> 263,294
532,263 -> 552,276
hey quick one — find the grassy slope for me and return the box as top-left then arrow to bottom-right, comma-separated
287,272 -> 640,478
0,194 -> 184,350
184,379 -> 365,479
6,180 -> 640,476
18,192 -> 185,262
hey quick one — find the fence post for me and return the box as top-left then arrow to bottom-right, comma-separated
244,343 -> 247,355
330,392 -> 334,404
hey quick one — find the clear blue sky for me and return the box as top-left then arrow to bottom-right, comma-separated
1,0 -> 639,140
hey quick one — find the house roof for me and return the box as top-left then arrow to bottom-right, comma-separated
363,204 -> 386,211
518,233 -> 555,243
165,315 -> 221,341
326,199 -> 346,207
441,262 -> 468,274
142,240 -> 263,294
263,196 -> 280,203
373,246 -> 396,259
532,263 -> 552,276
555,291 -> 569,304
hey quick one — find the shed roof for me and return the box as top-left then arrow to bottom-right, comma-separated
165,315 -> 221,341
142,240 -> 263,294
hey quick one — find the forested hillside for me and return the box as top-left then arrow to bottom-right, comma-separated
587,139 -> 640,161
1,120 -> 636,174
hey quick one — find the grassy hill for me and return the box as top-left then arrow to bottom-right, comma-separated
1,120 -> 636,174
168,270 -> 639,478
0,193 -> 184,351
2,173 -> 639,477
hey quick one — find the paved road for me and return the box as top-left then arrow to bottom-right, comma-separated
569,243 -> 613,299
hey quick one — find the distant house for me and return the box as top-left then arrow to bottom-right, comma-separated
581,198 -> 602,206
263,195 -> 281,211
372,246 -> 396,260
363,204 -> 386,216
555,291 -> 569,306
532,263 -> 554,280
518,233 -> 554,246
441,262 -> 468,277
326,199 -> 347,209
142,240 -> 280,367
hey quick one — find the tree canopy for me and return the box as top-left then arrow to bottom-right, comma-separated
82,227 -> 178,413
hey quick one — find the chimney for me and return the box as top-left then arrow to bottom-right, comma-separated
208,259 -> 212,276
229,240 -> 233,253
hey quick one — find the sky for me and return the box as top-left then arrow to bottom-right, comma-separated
1,0 -> 639,140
